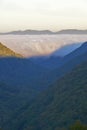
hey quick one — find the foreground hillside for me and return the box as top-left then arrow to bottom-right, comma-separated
0,42 -> 22,57
0,42 -> 87,130
0,42 -> 87,98
5,61 -> 87,130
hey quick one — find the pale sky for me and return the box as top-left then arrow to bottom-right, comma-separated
0,0 -> 87,32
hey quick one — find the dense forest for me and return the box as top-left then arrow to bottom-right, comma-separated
0,42 -> 87,130
4,60 -> 87,130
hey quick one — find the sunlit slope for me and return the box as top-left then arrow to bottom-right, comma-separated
0,42 -> 22,57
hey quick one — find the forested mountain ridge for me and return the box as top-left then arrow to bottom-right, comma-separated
5,61 -> 87,130
30,42 -> 87,70
0,42 -> 87,130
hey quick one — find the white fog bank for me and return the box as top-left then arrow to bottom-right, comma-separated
0,35 -> 87,57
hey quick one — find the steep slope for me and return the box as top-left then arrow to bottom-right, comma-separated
0,82 -> 21,127
6,61 -> 87,130
49,41 -> 87,79
30,42 -> 86,70
52,43 -> 82,56
0,42 -> 86,87
0,57 -> 50,87
0,42 -> 22,57
0,42 -> 86,90
39,42 -> 87,85
29,55 -> 62,69
51,41 -> 87,69
0,42 -> 87,130
62,41 -> 87,63
0,57 -> 50,129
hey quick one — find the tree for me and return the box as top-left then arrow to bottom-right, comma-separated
69,120 -> 87,130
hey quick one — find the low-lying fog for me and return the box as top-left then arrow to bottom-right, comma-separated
0,35 -> 87,57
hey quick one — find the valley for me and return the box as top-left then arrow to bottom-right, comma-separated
1,0 -> 87,129
0,36 -> 87,130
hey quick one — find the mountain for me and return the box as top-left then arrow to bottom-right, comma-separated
0,42 -> 87,100
52,43 -> 82,56
0,42 -> 22,57
0,57 -> 50,87
0,42 -> 86,88
6,60 -> 87,130
46,41 -> 87,81
0,29 -> 87,35
31,41 -> 87,71
0,42 -> 87,130
57,29 -> 87,34
0,42 -> 87,92
0,30 -> 53,35
58,41 -> 87,70
0,57 -> 50,128
30,43 -> 82,69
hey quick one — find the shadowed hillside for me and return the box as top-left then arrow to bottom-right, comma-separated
0,42 -> 22,57
0,42 -> 87,130
6,61 -> 87,130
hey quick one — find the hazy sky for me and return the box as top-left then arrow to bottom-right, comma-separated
0,0 -> 87,32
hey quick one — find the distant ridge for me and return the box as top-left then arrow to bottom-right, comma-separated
0,42 -> 22,57
0,29 -> 87,35
0,30 -> 53,35
56,29 -> 87,34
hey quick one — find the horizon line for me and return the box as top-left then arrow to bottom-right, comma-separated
0,29 -> 87,34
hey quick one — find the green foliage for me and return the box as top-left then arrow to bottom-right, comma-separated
0,42 -> 87,130
3,61 -> 87,130
69,121 -> 87,130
